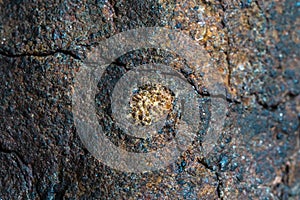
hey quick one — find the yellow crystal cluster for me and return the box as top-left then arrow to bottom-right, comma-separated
130,84 -> 174,126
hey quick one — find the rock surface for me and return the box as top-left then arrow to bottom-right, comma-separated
0,0 -> 299,199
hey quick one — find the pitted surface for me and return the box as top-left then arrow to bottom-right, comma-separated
0,0 -> 299,199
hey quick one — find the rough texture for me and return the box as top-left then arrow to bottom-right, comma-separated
0,0 -> 299,199
129,84 -> 174,126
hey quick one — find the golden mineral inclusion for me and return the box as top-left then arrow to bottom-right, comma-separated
129,84 -> 174,126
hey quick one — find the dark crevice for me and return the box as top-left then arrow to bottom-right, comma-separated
220,19 -> 232,90
252,92 -> 300,112
218,0 -> 227,11
180,71 -> 230,102
197,157 -> 225,198
0,49 -> 82,60
225,48 -> 232,88
216,172 -> 224,199
218,0 -> 233,100
252,92 -> 279,111
284,162 -> 290,185
197,157 -> 213,171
